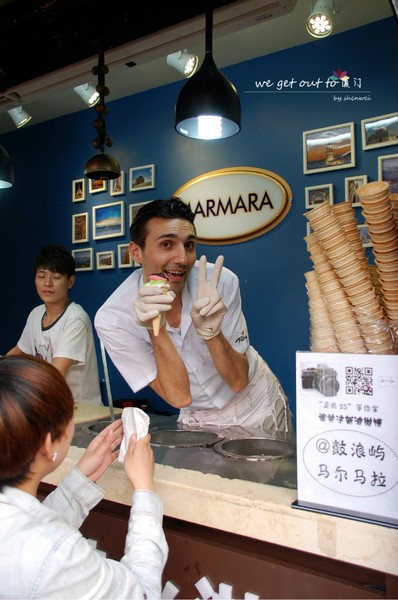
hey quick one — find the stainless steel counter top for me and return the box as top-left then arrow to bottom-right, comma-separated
72,412 -> 297,489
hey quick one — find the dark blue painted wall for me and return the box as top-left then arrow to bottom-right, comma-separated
1,18 -> 397,421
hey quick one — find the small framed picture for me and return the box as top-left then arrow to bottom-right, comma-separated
92,201 -> 125,240
361,113 -> 398,151
357,224 -> 372,248
306,222 -> 314,236
129,201 -> 150,227
72,212 -> 89,243
303,122 -> 355,174
110,172 -> 125,196
72,178 -> 85,202
72,248 -> 93,271
305,184 -> 333,208
89,178 -> 107,194
129,164 -> 155,191
118,243 -> 133,268
344,175 -> 368,207
378,153 -> 398,194
96,250 -> 115,270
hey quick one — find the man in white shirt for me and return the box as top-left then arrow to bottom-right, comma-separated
7,244 -> 101,405
95,197 -> 293,431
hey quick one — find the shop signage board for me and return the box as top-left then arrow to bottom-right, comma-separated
294,351 -> 398,528
174,166 -> 292,245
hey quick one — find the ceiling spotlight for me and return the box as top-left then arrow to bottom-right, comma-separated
74,83 -> 100,107
174,9 -> 241,140
0,144 -> 14,188
7,106 -> 32,128
306,0 -> 340,39
167,50 -> 199,78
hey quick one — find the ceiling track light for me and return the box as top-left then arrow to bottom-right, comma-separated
306,0 -> 340,39
174,8 -> 241,141
7,106 -> 32,128
0,144 -> 14,188
166,49 -> 199,78
84,45 -> 121,181
74,83 -> 100,107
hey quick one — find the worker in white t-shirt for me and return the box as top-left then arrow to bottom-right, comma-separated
7,244 -> 101,405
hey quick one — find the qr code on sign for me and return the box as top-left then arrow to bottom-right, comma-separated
345,366 -> 373,396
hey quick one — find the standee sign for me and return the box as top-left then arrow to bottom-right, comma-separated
174,166 -> 292,245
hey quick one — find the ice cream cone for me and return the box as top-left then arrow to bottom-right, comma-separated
144,272 -> 169,336
152,313 -> 162,336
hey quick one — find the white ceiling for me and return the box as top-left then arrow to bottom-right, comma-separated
0,0 -> 394,136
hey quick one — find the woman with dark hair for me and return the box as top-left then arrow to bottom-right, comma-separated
0,355 -> 168,599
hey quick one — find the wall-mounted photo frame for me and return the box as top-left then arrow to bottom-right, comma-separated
72,178 -> 85,202
304,184 -> 333,209
92,201 -> 125,240
89,178 -> 107,194
303,122 -> 355,174
110,171 -> 125,196
72,248 -> 93,271
378,153 -> 398,195
129,201 -> 150,226
129,164 -> 155,191
361,113 -> 398,151
306,222 -> 314,237
344,175 -> 368,207
72,212 -> 89,243
357,224 -> 372,248
96,250 -> 115,270
118,243 -> 133,268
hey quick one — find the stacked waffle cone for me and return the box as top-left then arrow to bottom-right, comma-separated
304,199 -> 396,354
356,181 -> 398,347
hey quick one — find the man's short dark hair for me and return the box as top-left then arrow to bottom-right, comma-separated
130,197 -> 196,248
34,244 -> 75,277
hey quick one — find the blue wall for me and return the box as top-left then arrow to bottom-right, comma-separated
1,18 -> 397,421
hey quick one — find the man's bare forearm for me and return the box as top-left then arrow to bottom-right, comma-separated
205,332 -> 249,392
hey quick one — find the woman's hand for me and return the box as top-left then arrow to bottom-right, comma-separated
76,420 -> 123,483
124,433 -> 155,491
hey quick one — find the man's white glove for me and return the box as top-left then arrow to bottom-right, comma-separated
190,255 -> 226,340
133,284 -> 175,332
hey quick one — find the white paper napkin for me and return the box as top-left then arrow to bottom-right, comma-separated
118,407 -> 150,463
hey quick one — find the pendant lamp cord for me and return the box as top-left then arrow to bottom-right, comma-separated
205,8 -> 213,54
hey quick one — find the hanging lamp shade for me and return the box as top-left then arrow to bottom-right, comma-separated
84,152 -> 121,180
175,10 -> 241,140
0,144 -> 14,188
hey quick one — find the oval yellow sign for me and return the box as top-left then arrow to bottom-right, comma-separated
174,166 -> 292,245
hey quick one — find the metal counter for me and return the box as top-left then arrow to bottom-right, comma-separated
72,413 -> 297,489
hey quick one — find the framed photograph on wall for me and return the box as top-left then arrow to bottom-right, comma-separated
118,243 -> 133,268
303,122 -> 355,174
96,250 -> 115,270
304,184 -> 333,208
378,153 -> 398,194
110,171 -> 125,196
72,178 -> 85,202
72,212 -> 89,243
129,201 -> 150,226
89,178 -> 107,194
344,175 -> 368,207
72,248 -> 93,271
357,224 -> 372,248
129,164 -> 155,191
92,201 -> 125,240
361,113 -> 398,151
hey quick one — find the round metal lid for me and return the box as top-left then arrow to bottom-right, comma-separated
213,437 -> 295,461
150,429 -> 221,448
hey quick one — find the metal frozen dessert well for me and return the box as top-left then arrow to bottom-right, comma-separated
150,429 -> 221,448
213,437 -> 295,461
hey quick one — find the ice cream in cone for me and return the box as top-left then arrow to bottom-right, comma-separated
145,273 -> 169,335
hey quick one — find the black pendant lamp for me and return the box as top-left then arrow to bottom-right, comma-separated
84,45 -> 121,180
0,144 -> 14,188
174,8 -> 241,140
